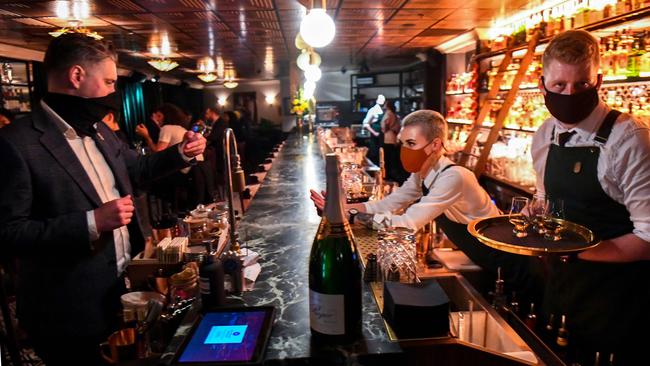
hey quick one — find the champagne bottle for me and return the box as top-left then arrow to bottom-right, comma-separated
309,154 -> 362,341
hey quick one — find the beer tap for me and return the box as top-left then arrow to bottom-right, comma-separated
223,128 -> 246,253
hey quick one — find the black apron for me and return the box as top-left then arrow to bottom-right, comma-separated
421,165 -> 542,303
543,110 -> 650,365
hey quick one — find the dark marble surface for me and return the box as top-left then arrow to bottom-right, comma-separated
235,132 -> 404,364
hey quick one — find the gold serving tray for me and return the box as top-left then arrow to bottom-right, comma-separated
468,215 -> 600,256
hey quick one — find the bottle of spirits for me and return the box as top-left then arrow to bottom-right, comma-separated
525,303 -> 537,330
556,314 -> 570,360
309,154 -> 362,341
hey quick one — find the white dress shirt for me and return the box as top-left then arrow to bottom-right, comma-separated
531,101 -> 650,242
362,103 -> 383,127
41,100 -> 130,275
364,155 -> 500,230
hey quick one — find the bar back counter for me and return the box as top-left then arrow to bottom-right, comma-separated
161,132 -> 559,366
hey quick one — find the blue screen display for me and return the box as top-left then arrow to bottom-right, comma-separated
178,311 -> 267,363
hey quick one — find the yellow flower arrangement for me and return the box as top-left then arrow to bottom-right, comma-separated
290,88 -> 310,116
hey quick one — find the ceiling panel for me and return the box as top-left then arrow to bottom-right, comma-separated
338,8 -> 396,21
0,0 -> 527,80
341,0 -> 404,8
391,8 -> 454,21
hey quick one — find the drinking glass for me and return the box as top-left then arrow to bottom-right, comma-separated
509,196 -> 530,238
542,198 -> 565,241
529,195 -> 548,235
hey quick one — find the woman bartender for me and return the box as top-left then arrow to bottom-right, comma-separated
532,30 -> 650,364
312,110 -> 540,297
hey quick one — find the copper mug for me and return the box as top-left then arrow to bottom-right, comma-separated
99,328 -> 137,364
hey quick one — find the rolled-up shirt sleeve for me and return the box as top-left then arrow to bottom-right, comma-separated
613,128 -> 650,242
364,173 -> 420,214
365,171 -> 464,231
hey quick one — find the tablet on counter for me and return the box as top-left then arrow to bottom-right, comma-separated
173,306 -> 275,365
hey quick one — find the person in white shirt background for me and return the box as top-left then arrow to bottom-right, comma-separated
362,94 -> 385,164
312,109 -> 542,303
531,30 -> 650,365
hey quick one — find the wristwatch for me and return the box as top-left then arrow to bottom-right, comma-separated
348,208 -> 359,224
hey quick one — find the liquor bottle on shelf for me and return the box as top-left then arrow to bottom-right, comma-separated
545,313 -> 555,341
556,314 -> 570,360
524,303 -> 537,330
309,154 -> 362,341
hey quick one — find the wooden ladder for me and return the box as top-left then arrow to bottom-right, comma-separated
459,31 -> 542,177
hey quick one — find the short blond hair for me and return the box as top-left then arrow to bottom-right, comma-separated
402,110 -> 448,142
542,30 -> 600,73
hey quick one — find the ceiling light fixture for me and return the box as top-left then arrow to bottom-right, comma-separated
297,49 -> 322,71
147,58 -> 179,72
299,1 -> 335,48
197,73 -> 218,83
303,81 -> 316,100
223,78 -> 238,89
197,56 -> 216,73
304,65 -> 322,82
49,23 -> 102,39
148,32 -> 178,72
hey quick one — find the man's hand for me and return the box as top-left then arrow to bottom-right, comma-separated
94,195 -> 135,233
135,124 -> 149,138
182,131 -> 206,158
310,189 -> 326,213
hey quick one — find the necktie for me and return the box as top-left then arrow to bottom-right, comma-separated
558,131 -> 576,147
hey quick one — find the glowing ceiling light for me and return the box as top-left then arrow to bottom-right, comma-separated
197,73 -> 218,83
160,33 -> 172,56
56,1 -> 70,19
297,50 -> 321,71
300,8 -> 335,48
147,58 -> 179,72
49,26 -> 102,39
304,65 -> 322,82
197,56 -> 215,73
223,79 -> 239,89
304,81 -> 316,99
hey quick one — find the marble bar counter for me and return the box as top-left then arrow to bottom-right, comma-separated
234,132 -> 404,365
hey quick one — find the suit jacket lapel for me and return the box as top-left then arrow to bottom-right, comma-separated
93,125 -> 133,197
35,108 -> 103,207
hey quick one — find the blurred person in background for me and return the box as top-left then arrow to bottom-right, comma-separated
362,94 -> 385,163
381,100 -> 408,184
0,107 -> 14,128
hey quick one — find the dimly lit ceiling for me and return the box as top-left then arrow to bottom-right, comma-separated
0,0 -> 533,81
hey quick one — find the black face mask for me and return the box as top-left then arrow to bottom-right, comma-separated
43,92 -> 120,136
541,77 -> 600,125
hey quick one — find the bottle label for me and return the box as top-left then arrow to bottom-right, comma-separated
309,290 -> 344,335
320,222 -> 350,239
199,277 -> 211,295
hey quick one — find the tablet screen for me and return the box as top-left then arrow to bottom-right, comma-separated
177,309 -> 270,363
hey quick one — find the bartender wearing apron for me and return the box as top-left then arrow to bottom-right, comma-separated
532,30 -> 650,365
311,110 -> 541,299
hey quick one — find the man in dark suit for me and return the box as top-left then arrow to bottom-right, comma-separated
0,34 -> 206,364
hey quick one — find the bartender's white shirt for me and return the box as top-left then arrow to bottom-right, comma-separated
362,103 -> 383,127
41,100 -> 130,275
364,155 -> 500,231
531,101 -> 650,242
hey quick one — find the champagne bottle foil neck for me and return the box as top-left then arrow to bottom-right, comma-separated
325,153 -> 341,174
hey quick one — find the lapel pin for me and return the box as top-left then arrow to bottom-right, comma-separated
97,132 -> 105,141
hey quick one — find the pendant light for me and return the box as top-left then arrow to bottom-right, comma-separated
299,1 -> 335,48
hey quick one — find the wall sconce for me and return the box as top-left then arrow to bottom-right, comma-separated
265,95 -> 275,105
218,97 -> 227,107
